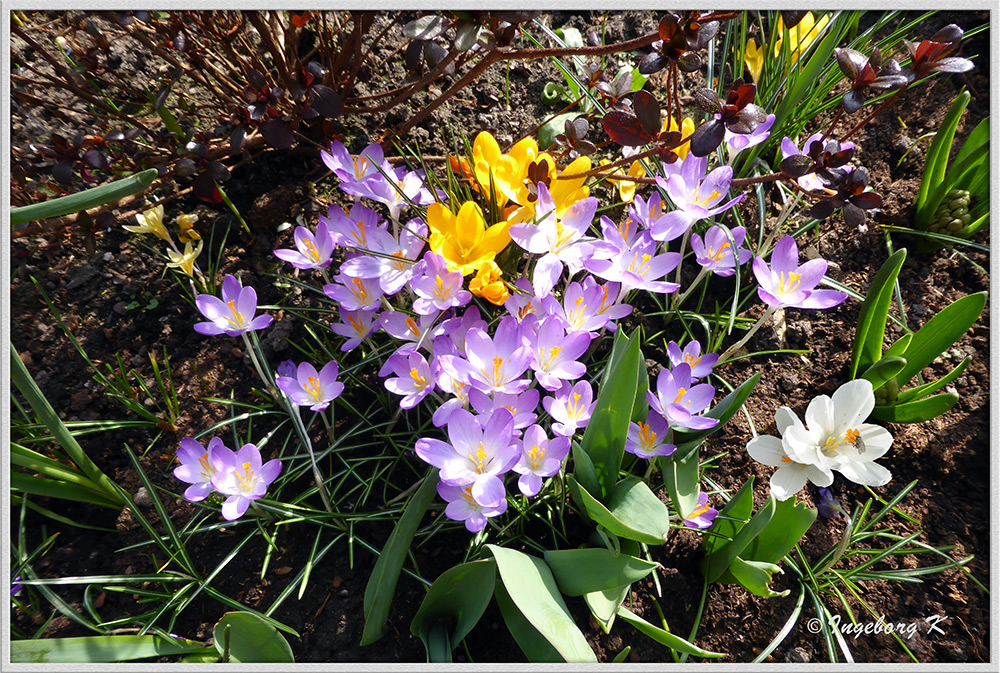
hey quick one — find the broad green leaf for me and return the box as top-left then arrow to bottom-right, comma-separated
616,606 -> 725,659
915,90 -> 969,228
494,582 -> 563,662
213,612 -> 294,663
11,168 -> 158,226
362,468 -> 439,645
487,545 -> 597,663
568,475 -> 669,545
952,116 -> 990,168
727,558 -> 788,598
704,497 -> 776,582
923,142 -> 989,223
860,356 -> 907,391
701,478 -> 755,560
570,441 -> 601,500
894,357 -> 970,405
410,559 -> 496,661
742,496 -> 817,565
11,636 -> 209,663
583,584 -> 630,634
870,393 -> 959,424
544,548 -> 658,596
892,292 -> 986,387
662,445 -> 700,519
882,332 -> 913,361
850,248 -> 907,377
673,374 -> 761,458
581,329 -> 643,500
538,112 -> 581,150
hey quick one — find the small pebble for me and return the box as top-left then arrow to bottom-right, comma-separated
19,351 -> 32,366
338,589 -> 349,597
133,487 -> 152,508
332,576 -> 343,588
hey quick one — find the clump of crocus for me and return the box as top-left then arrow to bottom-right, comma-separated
211,443 -> 283,521
193,275 -> 273,337
275,360 -> 344,412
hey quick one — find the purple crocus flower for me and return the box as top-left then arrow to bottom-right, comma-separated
690,225 -> 752,278
415,408 -> 519,507
437,481 -> 508,533
276,360 -> 297,379
817,487 -> 844,519
210,443 -> 283,521
432,366 -> 471,428
724,113 -> 775,155
666,341 -> 718,380
321,141 -> 385,191
330,306 -> 379,352
410,252 -> 473,315
504,277 -> 547,330
625,193 -> 670,244
432,306 -> 488,355
469,388 -> 539,432
382,351 -> 435,409
321,202 -> 387,249
338,220 -> 428,295
625,413 -> 676,459
509,183 -> 598,297
11,576 -> 23,597
323,274 -> 384,312
350,164 -> 437,222
512,424 -> 571,497
650,154 -> 745,242
682,491 -> 719,529
525,316 -> 592,391
174,436 -> 228,502
752,236 -> 848,310
647,363 -> 719,432
379,311 -> 440,354
273,221 -> 335,270
780,134 -> 856,192
542,380 -> 595,437
275,360 -> 344,412
541,277 -> 632,335
193,275 -> 273,337
442,317 -> 532,394
586,226 -> 680,294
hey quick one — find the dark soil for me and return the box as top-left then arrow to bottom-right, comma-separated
9,10 -> 990,664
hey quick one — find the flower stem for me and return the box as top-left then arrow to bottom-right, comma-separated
671,266 -> 709,311
717,304 -> 779,366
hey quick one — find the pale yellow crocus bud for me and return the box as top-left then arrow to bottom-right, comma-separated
124,205 -> 172,243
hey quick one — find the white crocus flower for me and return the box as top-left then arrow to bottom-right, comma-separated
748,380 -> 893,501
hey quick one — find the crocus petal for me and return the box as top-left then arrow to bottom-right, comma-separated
836,460 -> 891,487
747,435 -> 787,467
532,253 -> 564,298
796,290 -> 848,309
221,495 -> 250,521
184,482 -> 214,502
518,473 -> 543,498
770,463 -> 809,501
770,236 -> 799,274
830,379 -> 875,429
472,475 -> 505,508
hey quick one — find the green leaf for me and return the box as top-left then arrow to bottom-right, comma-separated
213,612 -> 294,663
583,584 -> 630,634
362,468 -> 439,645
850,248 -> 907,377
742,496 -> 817,565
915,90 -> 970,228
859,356 -> 907,391
544,548 -> 658,596
673,374 -> 761,457
616,606 -> 725,659
892,292 -> 986,387
487,545 -> 597,663
701,478 -> 755,559
570,440 -> 601,500
410,559 -> 496,661
538,112 -> 580,150
11,168 -> 158,226
580,329 -> 643,500
727,558 -> 788,598
881,332 -> 913,361
11,636 -> 210,663
922,141 -> 989,224
568,475 -> 670,545
494,582 -> 563,662
952,116 -> 990,169
704,497 -> 776,582
770,16 -> 842,134
11,473 -> 122,508
870,392 -> 959,423
894,357 -> 970,405
662,445 -> 700,519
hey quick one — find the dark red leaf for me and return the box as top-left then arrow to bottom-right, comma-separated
638,52 -> 667,75
193,172 -> 222,203
677,52 -> 702,72
842,201 -> 866,227
853,191 -> 882,210
603,110 -> 652,146
809,199 -> 836,220
259,119 -> 295,149
729,83 -> 756,110
309,85 -> 344,119
779,155 -> 814,177
633,90 -> 661,138
693,88 -> 721,114
247,69 -> 266,91
658,14 -> 679,42
689,119 -> 725,157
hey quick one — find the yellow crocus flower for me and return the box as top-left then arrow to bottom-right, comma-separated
775,12 -> 829,63
600,159 -> 647,204
745,38 -> 764,83
166,239 -> 203,277
124,205 -> 172,243
469,260 -> 509,305
426,201 -> 512,276
177,213 -> 201,243
662,116 -> 696,160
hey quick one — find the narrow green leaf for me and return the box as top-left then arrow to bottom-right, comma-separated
673,374 -> 760,457
487,545 -> 597,663
850,248 -> 907,377
915,89 -> 968,227
881,332 -> 913,361
11,636 -> 210,663
859,356 -> 907,391
583,583 -> 630,634
616,606 -> 725,659
892,292 -> 986,387
952,116 -> 989,167
10,473 -> 121,508
870,393 -> 959,424
11,168 -> 158,226
727,558 -> 788,598
362,468 -> 439,645
410,559 -> 496,659
544,548 -> 657,596
662,445 -> 700,519
894,357 -> 970,405
212,612 -> 294,663
922,141 -> 989,223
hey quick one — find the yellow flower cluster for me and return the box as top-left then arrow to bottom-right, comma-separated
123,205 -> 204,278
745,12 -> 830,84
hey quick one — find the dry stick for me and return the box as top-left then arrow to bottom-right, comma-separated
248,12 -> 291,90
391,29 -> 661,141
342,11 -> 375,99
343,48 -> 461,114
820,106 -> 844,143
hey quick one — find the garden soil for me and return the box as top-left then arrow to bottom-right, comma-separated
9,10 -> 990,663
